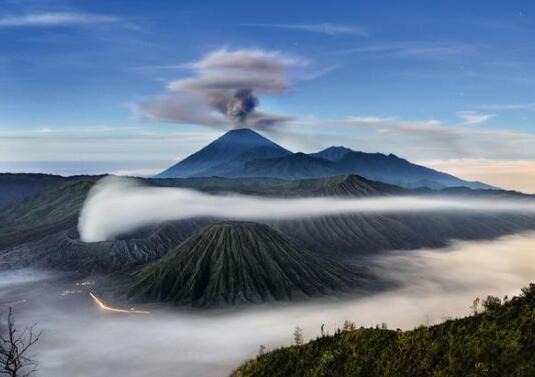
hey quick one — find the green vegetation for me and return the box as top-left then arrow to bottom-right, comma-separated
0,179 -> 96,249
231,285 -> 535,377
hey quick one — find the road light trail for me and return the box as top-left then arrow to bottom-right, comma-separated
89,292 -> 150,314
0,299 -> 27,307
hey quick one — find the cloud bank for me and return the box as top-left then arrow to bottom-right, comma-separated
6,233 -> 535,377
140,48 -> 303,130
78,176 -> 535,242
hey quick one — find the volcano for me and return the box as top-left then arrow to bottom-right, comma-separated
156,128 -> 291,178
124,222 -> 369,307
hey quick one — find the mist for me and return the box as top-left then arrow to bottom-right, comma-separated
79,176 -> 535,242
3,232 -> 535,377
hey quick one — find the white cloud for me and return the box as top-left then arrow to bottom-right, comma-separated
337,41 -> 477,58
479,102 -> 535,112
457,111 -> 494,125
241,22 -> 368,36
0,12 -> 119,27
347,116 -> 397,124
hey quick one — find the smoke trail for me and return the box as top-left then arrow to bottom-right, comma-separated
77,177 -> 535,242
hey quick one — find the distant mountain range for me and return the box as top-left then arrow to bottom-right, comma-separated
156,128 -> 494,190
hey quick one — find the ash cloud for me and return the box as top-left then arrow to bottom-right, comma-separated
78,176 -> 535,242
140,49 -> 302,130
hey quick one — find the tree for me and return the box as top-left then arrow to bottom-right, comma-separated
482,296 -> 501,312
471,297 -> 481,314
0,308 -> 41,377
293,327 -> 303,346
342,321 -> 356,332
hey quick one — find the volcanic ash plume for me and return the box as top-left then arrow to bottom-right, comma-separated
140,48 -> 302,130
212,88 -> 259,127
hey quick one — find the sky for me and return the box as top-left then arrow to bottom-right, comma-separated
1,0 -> 534,192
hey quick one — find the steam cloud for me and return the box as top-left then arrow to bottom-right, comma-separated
78,176 -> 535,242
140,48 -> 302,129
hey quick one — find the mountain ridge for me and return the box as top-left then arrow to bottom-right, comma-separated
155,128 -> 495,190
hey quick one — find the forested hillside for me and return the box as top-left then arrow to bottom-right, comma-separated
232,284 -> 535,377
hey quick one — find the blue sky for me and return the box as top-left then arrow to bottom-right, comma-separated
1,0 -> 535,191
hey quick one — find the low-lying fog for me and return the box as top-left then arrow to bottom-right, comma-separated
79,176 -> 535,242
2,232 -> 535,377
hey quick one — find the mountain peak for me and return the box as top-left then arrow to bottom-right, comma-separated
325,146 -> 353,153
155,128 -> 291,178
214,128 -> 281,148
312,146 -> 354,162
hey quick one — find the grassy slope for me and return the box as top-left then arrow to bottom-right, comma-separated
0,179 -> 96,249
0,173 -> 67,209
232,285 -> 535,377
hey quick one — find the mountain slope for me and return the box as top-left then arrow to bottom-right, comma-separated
0,173 -> 68,209
313,147 -> 494,190
231,284 -> 535,377
240,153 -> 341,180
5,220 -> 206,273
156,128 -> 291,178
0,178 -> 97,250
124,222 -> 369,307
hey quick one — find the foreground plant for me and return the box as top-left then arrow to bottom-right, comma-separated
0,308 -> 41,377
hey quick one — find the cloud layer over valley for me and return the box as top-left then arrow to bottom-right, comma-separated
4,233 -> 535,377
78,176 -> 535,242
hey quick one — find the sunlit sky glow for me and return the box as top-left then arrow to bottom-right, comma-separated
1,1 -> 534,192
